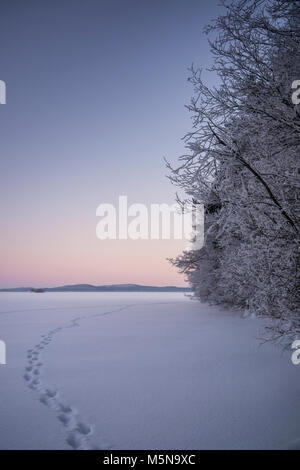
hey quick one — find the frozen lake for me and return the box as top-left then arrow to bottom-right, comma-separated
0,292 -> 299,449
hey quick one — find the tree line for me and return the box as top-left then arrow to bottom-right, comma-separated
168,0 -> 300,341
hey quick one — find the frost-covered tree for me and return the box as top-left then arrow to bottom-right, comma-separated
168,0 -> 300,340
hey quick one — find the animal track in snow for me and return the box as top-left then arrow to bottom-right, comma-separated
23,305 -> 132,449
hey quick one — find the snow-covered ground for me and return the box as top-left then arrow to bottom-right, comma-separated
0,292 -> 299,450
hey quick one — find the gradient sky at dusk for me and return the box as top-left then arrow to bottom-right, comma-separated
0,0 -> 221,287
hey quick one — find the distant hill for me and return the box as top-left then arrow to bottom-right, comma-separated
0,284 -> 191,293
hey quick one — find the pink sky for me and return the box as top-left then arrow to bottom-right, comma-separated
0,0 -> 218,288
0,235 -> 187,288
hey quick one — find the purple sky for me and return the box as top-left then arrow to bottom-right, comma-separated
0,0 -> 221,287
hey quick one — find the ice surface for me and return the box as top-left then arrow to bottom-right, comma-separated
0,292 -> 299,449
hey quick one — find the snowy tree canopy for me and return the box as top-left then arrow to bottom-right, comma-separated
168,0 -> 300,341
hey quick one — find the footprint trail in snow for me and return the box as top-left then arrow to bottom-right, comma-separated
23,305 -> 132,450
